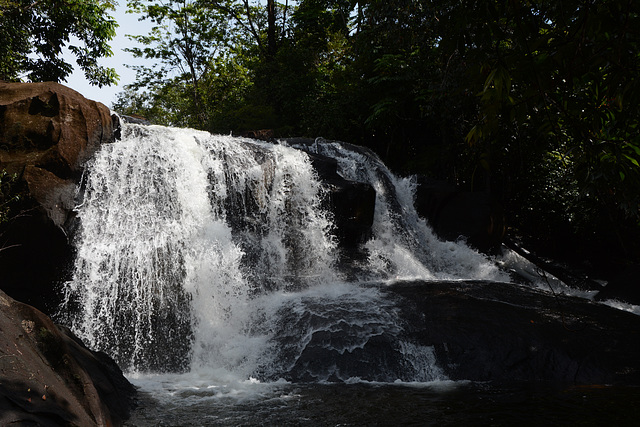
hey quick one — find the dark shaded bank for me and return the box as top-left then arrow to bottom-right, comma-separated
0,289 -> 135,426
388,280 -> 640,385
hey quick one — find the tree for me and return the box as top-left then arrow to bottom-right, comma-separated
113,0 -> 640,268
454,0 -> 640,257
123,0 -> 243,127
204,0 -> 285,59
118,0 -> 295,130
0,0 -> 118,86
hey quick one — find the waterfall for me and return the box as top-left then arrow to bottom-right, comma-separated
62,123 -> 506,381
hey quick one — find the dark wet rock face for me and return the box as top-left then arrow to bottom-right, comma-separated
390,281 -> 640,385
305,151 -> 376,249
279,139 -> 377,252
0,289 -> 135,426
264,280 -> 639,385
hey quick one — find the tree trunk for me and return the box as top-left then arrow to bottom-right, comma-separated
267,0 -> 276,58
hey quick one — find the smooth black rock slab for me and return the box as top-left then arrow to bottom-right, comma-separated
387,280 -> 640,385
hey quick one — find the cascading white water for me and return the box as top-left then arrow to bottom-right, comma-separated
63,123 -> 506,381
293,139 -> 508,282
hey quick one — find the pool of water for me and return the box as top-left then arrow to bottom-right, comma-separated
124,378 -> 640,426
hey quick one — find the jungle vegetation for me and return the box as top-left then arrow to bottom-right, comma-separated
3,0 -> 640,272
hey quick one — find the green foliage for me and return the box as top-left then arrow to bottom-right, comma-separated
454,0 -> 640,255
0,170 -> 21,225
119,0 -> 250,128
114,0 -> 640,262
0,0 -> 119,86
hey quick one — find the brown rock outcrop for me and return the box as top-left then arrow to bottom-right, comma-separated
0,82 -> 117,313
0,288 -> 135,426
0,81 -> 116,227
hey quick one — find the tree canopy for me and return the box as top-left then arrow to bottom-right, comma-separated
29,0 -> 637,268
0,0 -> 119,86
1,0 -> 638,281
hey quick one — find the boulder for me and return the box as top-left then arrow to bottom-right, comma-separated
0,81 -> 114,172
0,82 -> 117,314
0,289 -> 135,426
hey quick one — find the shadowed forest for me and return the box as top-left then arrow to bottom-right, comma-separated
2,0 -> 640,278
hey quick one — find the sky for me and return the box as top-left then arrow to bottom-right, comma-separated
62,4 -> 153,108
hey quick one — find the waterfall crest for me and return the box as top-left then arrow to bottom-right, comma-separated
63,123 -> 505,379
